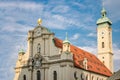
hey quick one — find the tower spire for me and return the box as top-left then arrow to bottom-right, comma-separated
96,6 -> 112,25
96,5 -> 113,73
102,0 -> 104,8
63,32 -> 70,44
101,0 -> 107,18
63,32 -> 70,52
65,32 -> 68,41
101,7 -> 107,18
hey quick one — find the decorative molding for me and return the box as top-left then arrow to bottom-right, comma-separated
48,54 -> 61,60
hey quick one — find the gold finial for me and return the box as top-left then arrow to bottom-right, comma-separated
37,18 -> 42,25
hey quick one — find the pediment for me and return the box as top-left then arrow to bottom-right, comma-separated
33,25 -> 53,37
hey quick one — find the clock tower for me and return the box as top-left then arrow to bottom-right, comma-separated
97,8 -> 113,73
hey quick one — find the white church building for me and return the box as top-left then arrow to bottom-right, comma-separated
14,8 -> 113,80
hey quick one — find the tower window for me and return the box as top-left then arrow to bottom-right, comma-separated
37,70 -> 41,80
102,57 -> 104,59
53,71 -> 57,80
102,42 -> 105,48
23,75 -> 26,80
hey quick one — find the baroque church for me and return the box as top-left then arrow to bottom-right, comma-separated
14,8 -> 113,80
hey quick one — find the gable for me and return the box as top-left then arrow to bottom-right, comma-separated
33,25 -> 52,37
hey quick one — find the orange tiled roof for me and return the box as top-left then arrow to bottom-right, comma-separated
53,38 -> 112,77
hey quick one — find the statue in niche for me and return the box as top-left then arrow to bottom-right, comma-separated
37,44 -> 41,53
33,53 -> 42,69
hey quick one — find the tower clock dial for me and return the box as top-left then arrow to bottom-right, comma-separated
101,31 -> 104,35
35,28 -> 41,36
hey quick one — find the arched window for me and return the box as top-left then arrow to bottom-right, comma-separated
74,71 -> 77,80
81,73 -> 84,80
37,44 -> 41,53
37,70 -> 41,80
23,75 -> 26,80
53,71 -> 57,80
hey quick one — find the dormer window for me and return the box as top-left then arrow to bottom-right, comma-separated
83,58 -> 88,70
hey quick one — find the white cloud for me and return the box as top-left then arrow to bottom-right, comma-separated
114,60 -> 120,71
79,43 -> 120,71
103,0 -> 120,22
52,5 -> 70,13
0,1 -> 97,31
1,23 -> 33,33
113,44 -> 120,60
70,33 -> 80,41
80,46 -> 97,55
44,14 -> 83,29
0,34 -> 27,80
0,2 -> 44,11
87,32 -> 96,37
73,2 -> 86,9
0,2 -> 43,33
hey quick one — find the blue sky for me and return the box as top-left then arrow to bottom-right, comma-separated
0,0 -> 120,80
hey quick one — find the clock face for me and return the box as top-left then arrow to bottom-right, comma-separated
35,28 -> 41,36
101,31 -> 105,35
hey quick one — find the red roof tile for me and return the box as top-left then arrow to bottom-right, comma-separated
53,38 -> 112,77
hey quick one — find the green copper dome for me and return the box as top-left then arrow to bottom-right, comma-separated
97,8 -> 112,25
63,39 -> 70,44
101,8 -> 107,17
19,49 -> 25,54
63,32 -> 70,44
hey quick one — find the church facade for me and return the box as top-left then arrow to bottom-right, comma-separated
14,8 -> 113,80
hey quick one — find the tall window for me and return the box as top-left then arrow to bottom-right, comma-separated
102,42 -> 104,48
97,77 -> 99,80
86,75 -> 88,80
37,44 -> 41,53
53,71 -> 57,80
37,70 -> 41,80
92,76 -> 94,80
23,75 -> 26,80
81,73 -> 84,80
74,71 -> 77,80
